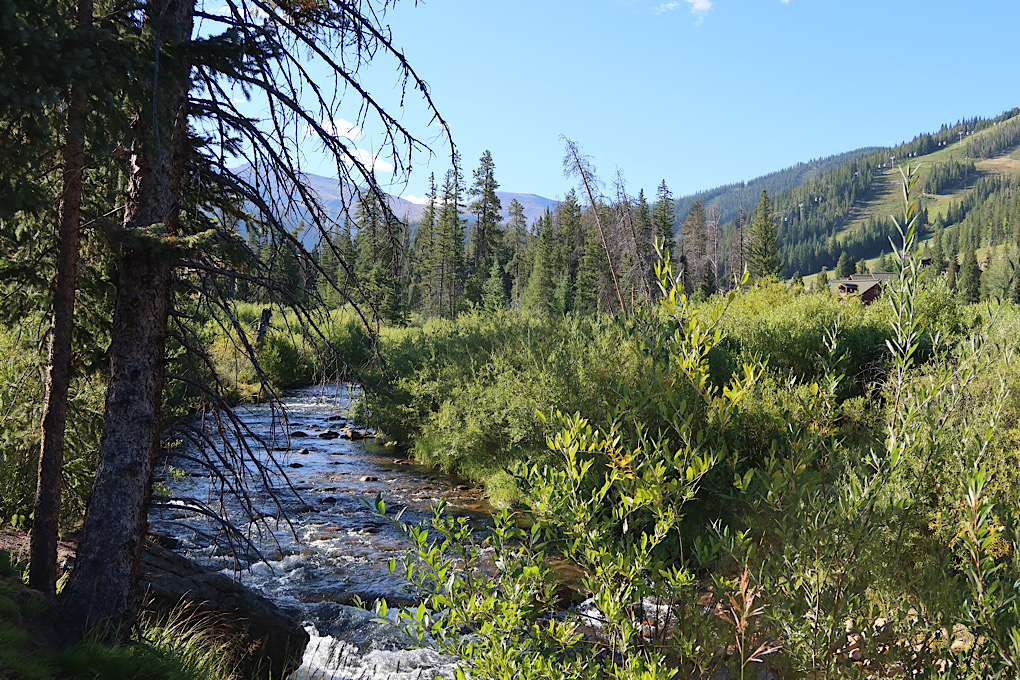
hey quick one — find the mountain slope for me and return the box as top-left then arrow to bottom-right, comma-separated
674,147 -> 883,227
706,108 -> 1020,279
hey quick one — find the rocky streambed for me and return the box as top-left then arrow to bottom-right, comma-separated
152,384 -> 493,679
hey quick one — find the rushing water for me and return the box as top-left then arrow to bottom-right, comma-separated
152,384 -> 493,679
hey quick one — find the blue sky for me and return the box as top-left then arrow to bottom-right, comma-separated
294,0 -> 1020,205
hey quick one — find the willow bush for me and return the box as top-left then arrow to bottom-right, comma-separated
377,169 -> 1020,679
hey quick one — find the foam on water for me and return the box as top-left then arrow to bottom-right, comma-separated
153,385 -> 487,679
293,628 -> 460,680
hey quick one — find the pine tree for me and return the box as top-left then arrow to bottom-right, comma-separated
684,199 -> 707,274
467,149 -> 502,275
634,189 -> 655,291
553,268 -> 572,315
523,216 -> 556,315
412,174 -> 442,316
504,198 -> 529,311
835,251 -> 855,278
959,247 -> 981,303
817,267 -> 830,291
481,258 -> 507,313
877,252 -> 895,272
652,180 -> 676,262
748,190 -> 782,279
699,265 -> 717,298
931,229 -> 946,272
438,154 -> 466,318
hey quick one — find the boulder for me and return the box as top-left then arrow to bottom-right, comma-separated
138,542 -> 308,680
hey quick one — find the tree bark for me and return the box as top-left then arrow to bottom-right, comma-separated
61,0 -> 193,641
29,0 -> 92,596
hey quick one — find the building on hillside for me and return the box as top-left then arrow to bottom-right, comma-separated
829,271 -> 896,304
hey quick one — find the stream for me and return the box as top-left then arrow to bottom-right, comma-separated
152,384 -> 495,679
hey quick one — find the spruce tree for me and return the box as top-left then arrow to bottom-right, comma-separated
467,149 -> 502,278
931,229 -> 946,272
959,247 -> 981,303
835,251 -> 855,279
481,258 -> 507,313
504,199 -> 529,311
523,216 -> 556,315
685,199 -> 707,265
634,189 -> 655,290
748,190 -> 782,279
575,213 -> 605,314
652,180 -> 676,261
412,174 -> 441,316
817,267 -> 830,291
700,265 -> 717,298
439,154 -> 466,317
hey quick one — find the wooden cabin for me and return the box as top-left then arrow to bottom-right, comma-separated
828,272 -> 896,304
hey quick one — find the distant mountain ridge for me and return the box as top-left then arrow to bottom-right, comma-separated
292,170 -> 559,226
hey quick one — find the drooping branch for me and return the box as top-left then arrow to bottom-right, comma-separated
562,137 -> 628,319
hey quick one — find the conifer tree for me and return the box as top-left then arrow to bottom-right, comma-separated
700,265 -> 717,298
468,150 -> 502,274
877,252 -> 895,272
652,180 -> 676,262
575,210 -> 607,314
481,258 -> 507,313
685,199 -> 708,265
959,247 -> 981,303
553,268 -> 572,315
523,215 -> 556,315
504,198 -> 529,311
439,154 -> 466,317
635,189 -> 655,290
931,229 -> 946,272
835,251 -> 855,278
412,174 -> 442,316
748,189 -> 782,279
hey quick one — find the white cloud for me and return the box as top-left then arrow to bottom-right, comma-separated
317,118 -> 364,141
344,148 -> 394,174
399,195 -> 428,205
656,0 -> 712,24
687,0 -> 712,24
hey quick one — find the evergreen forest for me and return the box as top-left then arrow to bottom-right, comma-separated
5,0 -> 1020,677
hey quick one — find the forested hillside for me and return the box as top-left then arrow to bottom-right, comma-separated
674,146 -> 882,228
764,108 -> 1020,280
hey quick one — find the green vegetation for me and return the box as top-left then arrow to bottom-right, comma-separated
374,172 -> 1020,678
0,551 -> 232,680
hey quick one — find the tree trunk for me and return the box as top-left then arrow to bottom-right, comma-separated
29,0 -> 92,596
61,0 -> 193,641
